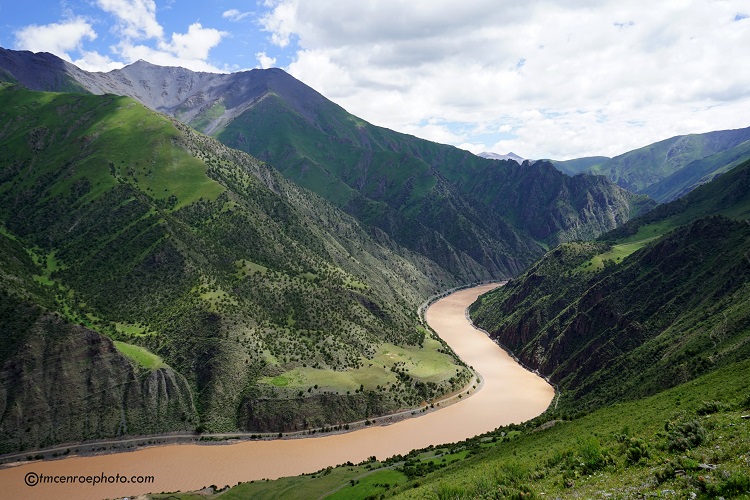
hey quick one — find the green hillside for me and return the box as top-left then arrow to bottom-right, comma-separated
641,139 -> 750,202
0,84 -> 471,450
555,127 -> 750,202
212,81 -> 652,280
469,158 -> 750,415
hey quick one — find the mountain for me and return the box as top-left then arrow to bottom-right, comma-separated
0,83 -> 475,451
0,48 -> 653,281
549,156 -> 610,176
549,128 -> 750,202
469,157 -> 750,413
476,151 -> 525,164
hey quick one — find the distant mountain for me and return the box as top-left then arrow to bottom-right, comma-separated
470,157 -> 750,413
476,151 -> 525,164
548,128 -> 750,202
0,48 -> 653,281
0,83 -> 471,450
549,156 -> 610,176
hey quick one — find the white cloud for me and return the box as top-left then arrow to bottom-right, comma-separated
73,51 -> 124,72
260,0 -> 750,159
255,51 -> 277,69
96,0 -> 163,39
12,0 -> 228,73
14,18 -> 97,58
159,23 -> 227,62
223,9 -> 252,22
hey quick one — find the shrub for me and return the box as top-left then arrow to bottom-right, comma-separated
667,420 -> 706,451
696,400 -> 725,416
577,437 -> 611,474
625,437 -> 650,465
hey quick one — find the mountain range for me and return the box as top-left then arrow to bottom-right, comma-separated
198,130 -> 750,500
0,82 -> 468,450
0,47 -> 654,451
550,127 -> 750,203
147,131 -> 750,500
0,48 -> 653,281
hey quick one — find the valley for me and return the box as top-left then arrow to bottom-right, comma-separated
0,44 -> 749,500
0,283 -> 554,500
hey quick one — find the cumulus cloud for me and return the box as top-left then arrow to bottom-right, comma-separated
14,18 -> 97,58
96,0 -> 163,39
260,0 -> 750,159
255,51 -> 277,69
159,23 -> 227,62
12,0 -> 228,73
73,51 -> 124,72
93,0 -> 227,71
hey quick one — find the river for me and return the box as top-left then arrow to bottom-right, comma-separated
0,283 -> 554,499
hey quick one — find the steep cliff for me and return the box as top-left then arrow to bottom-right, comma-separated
0,294 -> 197,454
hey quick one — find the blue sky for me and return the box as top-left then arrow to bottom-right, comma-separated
0,1 -> 290,72
2,1 -> 750,160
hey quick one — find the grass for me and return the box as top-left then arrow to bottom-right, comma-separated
113,322 -> 152,337
616,219 -> 678,244
198,286 -> 239,311
0,87 -> 224,210
260,336 -> 459,393
327,469 -> 407,500
113,341 -> 165,370
579,237 -> 657,271
235,259 -> 268,277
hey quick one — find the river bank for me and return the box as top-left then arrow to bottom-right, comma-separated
0,284 -> 554,500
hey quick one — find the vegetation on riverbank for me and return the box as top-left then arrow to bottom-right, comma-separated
148,358 -> 750,499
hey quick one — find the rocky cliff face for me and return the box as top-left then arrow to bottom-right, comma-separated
0,299 -> 197,453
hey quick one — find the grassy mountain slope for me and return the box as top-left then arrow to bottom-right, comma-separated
0,83 -> 471,450
0,49 -> 653,281
641,138 -> 750,202
212,76 -> 652,277
564,127 -> 750,202
550,156 -> 610,176
469,158 -> 750,415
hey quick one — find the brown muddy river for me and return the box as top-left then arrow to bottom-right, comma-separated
0,283 -> 554,499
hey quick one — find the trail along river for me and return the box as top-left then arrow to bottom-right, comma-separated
0,283 -> 554,499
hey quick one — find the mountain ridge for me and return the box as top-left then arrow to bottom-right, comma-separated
0,47 -> 653,282
549,127 -> 750,202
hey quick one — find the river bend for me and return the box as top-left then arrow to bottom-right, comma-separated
0,283 -> 554,499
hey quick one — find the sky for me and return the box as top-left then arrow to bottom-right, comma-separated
2,0 -> 749,160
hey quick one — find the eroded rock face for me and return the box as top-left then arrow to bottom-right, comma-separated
0,305 -> 197,453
